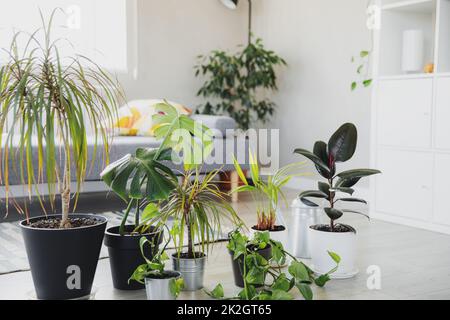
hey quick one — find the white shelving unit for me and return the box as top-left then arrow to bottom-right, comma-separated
371,0 -> 450,234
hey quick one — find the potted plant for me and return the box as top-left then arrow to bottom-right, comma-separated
232,153 -> 305,252
148,169 -> 242,291
295,123 -> 381,278
208,228 -> 340,300
101,102 -> 213,290
129,231 -> 184,300
195,38 -> 286,130
0,12 -> 122,299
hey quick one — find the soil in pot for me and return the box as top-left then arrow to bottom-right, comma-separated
251,225 -> 286,232
172,252 -> 206,291
20,214 -> 107,300
311,224 -> 356,233
104,225 -> 163,290
229,244 -> 272,288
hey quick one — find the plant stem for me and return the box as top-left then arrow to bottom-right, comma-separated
60,150 -> 71,228
134,199 -> 140,227
328,178 -> 335,232
185,204 -> 193,258
120,200 -> 134,236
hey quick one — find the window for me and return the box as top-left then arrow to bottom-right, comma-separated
0,0 -> 131,73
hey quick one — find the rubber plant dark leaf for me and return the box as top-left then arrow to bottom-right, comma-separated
335,176 -> 361,188
335,198 -> 367,204
299,190 -> 328,207
299,197 -> 319,207
313,141 -> 332,178
294,148 -> 330,177
336,168 -> 381,180
324,207 -> 343,220
327,123 -> 357,163
318,181 -> 330,195
329,187 -> 354,195
343,209 -> 370,220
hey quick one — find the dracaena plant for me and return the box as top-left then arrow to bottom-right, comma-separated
232,153 -> 306,231
101,102 -> 213,236
207,229 -> 340,300
294,123 -> 381,232
0,11 -> 122,227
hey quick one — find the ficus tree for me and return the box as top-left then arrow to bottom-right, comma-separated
0,10 -> 122,228
295,123 -> 381,232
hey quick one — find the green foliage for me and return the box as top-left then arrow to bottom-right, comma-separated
207,229 -> 340,300
351,50 -> 372,91
146,169 -> 242,258
101,102 -> 213,235
295,123 -> 381,231
129,235 -> 184,299
195,38 -> 286,130
232,153 -> 306,230
0,10 -> 122,223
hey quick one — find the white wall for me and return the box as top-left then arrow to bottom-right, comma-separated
119,0 -> 247,108
252,0 -> 373,175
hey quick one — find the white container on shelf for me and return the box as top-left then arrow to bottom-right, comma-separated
401,29 -> 424,73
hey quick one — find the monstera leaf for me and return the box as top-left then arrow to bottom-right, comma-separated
152,102 -> 213,170
101,148 -> 177,201
327,123 -> 357,163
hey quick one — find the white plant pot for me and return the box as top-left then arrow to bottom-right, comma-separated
309,226 -> 358,279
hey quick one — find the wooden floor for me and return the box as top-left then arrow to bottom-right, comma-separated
1,190 -> 450,300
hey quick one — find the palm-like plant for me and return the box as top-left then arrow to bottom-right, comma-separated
145,169 -> 242,258
232,153 -> 306,231
0,11 -> 122,227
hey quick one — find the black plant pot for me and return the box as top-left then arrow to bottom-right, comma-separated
229,244 -> 272,288
104,225 -> 163,290
20,214 -> 107,300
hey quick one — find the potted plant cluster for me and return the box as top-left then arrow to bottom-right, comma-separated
208,228 -> 340,300
129,232 -> 184,300
295,123 -> 381,278
0,12 -> 122,299
145,169 -> 242,291
232,153 -> 305,252
101,102 -> 213,290
195,38 -> 286,130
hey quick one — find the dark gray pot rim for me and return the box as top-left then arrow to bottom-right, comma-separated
105,225 -> 162,238
19,213 -> 107,231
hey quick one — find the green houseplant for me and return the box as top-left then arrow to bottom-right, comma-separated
0,11 -> 122,299
129,233 -> 184,300
101,102 -> 213,290
142,168 -> 243,291
208,228 -> 340,300
195,38 -> 286,130
295,123 -> 380,278
232,153 -> 305,252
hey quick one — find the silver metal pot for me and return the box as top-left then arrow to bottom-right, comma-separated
290,198 -> 322,258
172,254 -> 206,291
145,271 -> 182,300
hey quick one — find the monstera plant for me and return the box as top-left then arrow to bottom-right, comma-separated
294,123 -> 380,278
101,102 -> 213,291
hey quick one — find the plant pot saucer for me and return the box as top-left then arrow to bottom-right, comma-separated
309,265 -> 359,279
26,287 -> 98,300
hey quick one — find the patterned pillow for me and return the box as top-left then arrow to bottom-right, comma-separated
115,99 -> 192,136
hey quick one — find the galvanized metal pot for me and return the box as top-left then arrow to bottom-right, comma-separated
172,254 -> 206,291
145,271 -> 182,300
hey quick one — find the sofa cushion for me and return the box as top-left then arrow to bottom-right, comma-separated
191,115 -> 236,137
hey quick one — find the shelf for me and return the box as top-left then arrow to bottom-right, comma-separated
378,73 -> 434,80
382,0 -> 435,13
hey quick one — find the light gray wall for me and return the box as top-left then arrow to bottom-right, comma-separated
252,0 -> 373,172
119,0 -> 247,108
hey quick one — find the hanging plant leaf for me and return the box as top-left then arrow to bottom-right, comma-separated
327,123 -> 357,163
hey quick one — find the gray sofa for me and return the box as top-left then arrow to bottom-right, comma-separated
1,115 -> 249,197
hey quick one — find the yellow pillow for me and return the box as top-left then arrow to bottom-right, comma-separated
115,100 -> 191,136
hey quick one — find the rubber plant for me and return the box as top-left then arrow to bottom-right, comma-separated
101,102 -> 213,235
195,38 -> 286,130
231,153 -> 306,231
294,123 -> 381,232
207,229 -> 340,300
0,10 -> 122,227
